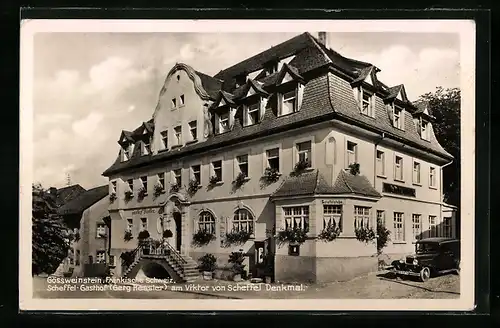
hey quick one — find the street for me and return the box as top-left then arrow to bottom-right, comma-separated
32,270 -> 460,299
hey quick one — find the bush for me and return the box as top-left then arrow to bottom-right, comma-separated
277,227 -> 308,245
138,230 -> 150,240
262,167 -> 280,184
228,251 -> 245,275
355,227 -> 376,243
163,229 -> 173,238
199,254 -> 217,272
124,230 -> 133,241
224,230 -> 252,246
317,222 -> 341,242
376,223 -> 391,254
233,172 -> 248,188
192,230 -> 216,247
348,163 -> 360,175
292,159 -> 310,175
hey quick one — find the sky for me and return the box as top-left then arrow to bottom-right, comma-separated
32,31 -> 460,190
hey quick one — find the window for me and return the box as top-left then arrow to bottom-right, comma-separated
360,88 -> 373,116
189,120 -> 197,141
413,161 -> 421,184
347,141 -> 357,166
412,214 -> 422,241
376,150 -> 385,176
323,205 -> 342,231
266,148 -> 280,171
212,160 -> 222,181
393,212 -> 405,241
173,169 -> 182,187
123,144 -> 133,161
174,126 -> 182,145
96,250 -> 106,264
140,176 -> 148,192
198,211 -> 216,234
394,156 -> 404,181
354,206 -> 371,229
283,206 -> 309,232
218,113 -> 229,134
429,167 -> 436,188
191,165 -> 201,185
75,250 -> 80,266
232,209 -> 254,234
421,119 -> 430,140
161,130 -> 168,149
429,216 -> 437,237
96,223 -> 106,238
443,217 -> 452,238
296,141 -> 312,166
393,105 -> 403,129
245,101 -> 260,126
126,219 -> 133,232
109,255 -> 116,267
237,154 -> 249,177
143,138 -> 151,155
127,179 -> 134,191
180,94 -> 185,106
158,173 -> 165,190
111,181 -> 117,193
377,210 -> 385,227
171,98 -> 177,109
280,89 -> 297,116
140,218 -> 148,231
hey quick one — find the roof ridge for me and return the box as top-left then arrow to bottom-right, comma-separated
304,32 -> 333,65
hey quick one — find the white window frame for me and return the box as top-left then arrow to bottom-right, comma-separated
346,140 -> 358,167
279,87 -> 298,117
421,119 -> 430,141
127,179 -> 134,192
179,94 -> 185,107
443,217 -> 452,238
198,211 -> 216,234
376,150 -> 385,176
96,223 -> 106,239
412,214 -> 422,241
157,172 -> 165,190
359,87 -> 374,117
173,168 -> 182,187
126,218 -> 133,232
283,206 -> 309,232
244,100 -> 261,126
174,125 -> 182,146
191,164 -> 201,185
263,144 -> 282,173
160,130 -> 168,150
232,209 -> 254,234
211,158 -> 223,182
412,160 -> 421,185
293,136 -> 315,169
323,205 -> 342,232
171,98 -> 177,109
429,166 -> 437,188
110,181 -> 117,194
354,206 -> 371,229
236,154 -> 249,178
377,210 -> 385,227
96,250 -> 106,264
188,120 -> 197,141
140,176 -> 148,193
393,104 -> 404,130
217,112 -> 229,134
393,212 -> 405,242
394,154 -> 404,181
140,217 -> 148,231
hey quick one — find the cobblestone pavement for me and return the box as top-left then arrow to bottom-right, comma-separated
33,270 -> 460,299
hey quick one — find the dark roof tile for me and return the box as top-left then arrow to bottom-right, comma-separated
331,170 -> 381,197
57,185 -> 109,216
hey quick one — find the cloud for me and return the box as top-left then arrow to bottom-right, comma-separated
71,112 -> 103,137
127,105 -> 136,112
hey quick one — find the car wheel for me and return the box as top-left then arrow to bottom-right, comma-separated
420,267 -> 431,282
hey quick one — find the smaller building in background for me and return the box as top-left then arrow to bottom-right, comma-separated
57,185 -> 111,277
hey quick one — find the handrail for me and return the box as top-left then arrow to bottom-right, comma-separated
140,239 -> 187,264
160,240 -> 187,264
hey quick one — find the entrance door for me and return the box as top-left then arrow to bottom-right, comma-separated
173,212 -> 182,252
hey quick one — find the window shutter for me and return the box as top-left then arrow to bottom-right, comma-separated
297,83 -> 305,110
214,114 -> 220,134
387,104 -> 394,124
242,105 -> 248,127
370,94 -> 375,117
416,118 -> 422,135
229,107 -> 236,129
277,93 -> 283,116
169,171 -> 176,185
260,97 -> 268,121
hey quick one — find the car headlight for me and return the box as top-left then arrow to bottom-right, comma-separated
413,259 -> 418,265
399,259 -> 404,263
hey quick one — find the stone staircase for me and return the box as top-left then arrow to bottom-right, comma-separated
122,243 -> 200,283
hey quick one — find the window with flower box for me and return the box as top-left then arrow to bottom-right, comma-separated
323,205 -> 342,231
173,169 -> 182,187
296,141 -> 312,166
127,179 -> 134,192
157,173 -> 165,190
266,148 -> 280,171
283,206 -> 309,232
237,154 -> 249,177
232,209 -> 254,233
198,211 -> 216,234
354,206 -> 371,229
191,165 -> 201,185
212,160 -> 222,182
140,176 -> 148,193
126,219 -> 133,232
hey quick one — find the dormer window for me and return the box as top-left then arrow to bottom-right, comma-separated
218,112 -> 229,134
279,89 -> 297,116
393,104 -> 403,130
244,100 -> 260,126
142,138 -> 151,155
122,143 -> 134,162
359,88 -> 374,117
421,119 -> 430,141
265,62 -> 278,76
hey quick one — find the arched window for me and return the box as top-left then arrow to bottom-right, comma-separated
232,209 -> 254,234
198,211 -> 216,234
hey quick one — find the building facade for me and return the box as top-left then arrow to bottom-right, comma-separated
102,32 -> 456,283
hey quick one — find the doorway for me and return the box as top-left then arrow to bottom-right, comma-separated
173,212 -> 182,252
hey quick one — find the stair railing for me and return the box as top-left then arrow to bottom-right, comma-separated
161,240 -> 187,264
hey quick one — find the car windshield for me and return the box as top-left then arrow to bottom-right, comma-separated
415,242 -> 439,254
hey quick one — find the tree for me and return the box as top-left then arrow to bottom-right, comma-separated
418,87 -> 460,207
32,183 -> 70,276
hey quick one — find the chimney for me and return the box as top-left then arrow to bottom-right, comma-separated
49,187 -> 57,195
318,32 -> 327,46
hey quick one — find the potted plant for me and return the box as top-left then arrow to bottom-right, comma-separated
262,167 -> 280,184
138,187 -> 147,200
109,192 -> 117,203
224,229 -> 252,246
228,251 -> 246,282
277,227 -> 308,245
209,175 -> 221,186
317,222 -> 341,242
192,229 -> 216,247
163,229 -> 173,239
170,183 -> 180,193
199,253 -> 217,280
188,178 -> 201,195
354,226 -> 376,243
153,183 -> 165,197
124,230 -> 133,242
233,172 -> 248,188
124,190 -> 134,201
292,159 -> 310,175
348,163 -> 361,175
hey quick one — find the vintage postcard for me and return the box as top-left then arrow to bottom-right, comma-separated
20,19 -> 475,311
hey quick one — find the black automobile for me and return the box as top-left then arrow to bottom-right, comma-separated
390,237 -> 460,282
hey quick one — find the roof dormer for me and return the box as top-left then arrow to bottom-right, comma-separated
275,63 -> 304,86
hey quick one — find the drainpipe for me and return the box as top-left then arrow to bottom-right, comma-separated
440,159 -> 454,237
374,132 -> 385,229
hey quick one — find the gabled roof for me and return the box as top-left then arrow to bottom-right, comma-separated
275,63 -> 305,86
119,130 -> 134,144
384,84 -> 409,103
196,70 -> 223,99
235,79 -> 269,99
53,184 -> 87,207
57,185 -> 108,216
270,169 -> 381,199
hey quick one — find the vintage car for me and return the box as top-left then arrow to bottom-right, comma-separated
391,237 -> 460,282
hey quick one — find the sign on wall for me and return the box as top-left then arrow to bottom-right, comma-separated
131,208 -> 158,216
322,199 -> 345,205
